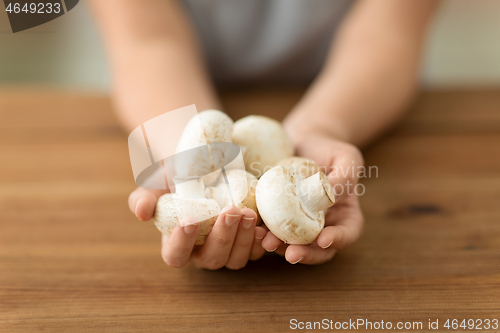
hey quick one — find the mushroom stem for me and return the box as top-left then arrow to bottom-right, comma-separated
298,172 -> 335,213
174,177 -> 206,199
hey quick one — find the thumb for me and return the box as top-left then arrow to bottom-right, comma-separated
326,145 -> 364,203
128,188 -> 169,221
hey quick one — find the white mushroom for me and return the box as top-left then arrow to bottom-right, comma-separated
276,157 -> 333,215
176,109 -> 233,152
232,115 -> 294,178
175,109 -> 234,184
154,109 -> 244,245
256,165 -> 335,244
275,156 -> 320,178
153,177 -> 220,245
206,169 -> 258,218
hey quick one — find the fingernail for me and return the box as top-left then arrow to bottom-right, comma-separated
225,214 -> 240,227
266,246 -> 277,252
242,217 -> 255,230
134,199 -> 143,217
291,257 -> 303,264
255,234 -> 264,241
183,224 -> 197,235
320,240 -> 334,249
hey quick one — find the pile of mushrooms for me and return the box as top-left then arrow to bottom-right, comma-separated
153,109 -> 335,245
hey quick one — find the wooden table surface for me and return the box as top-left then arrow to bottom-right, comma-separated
1,88 -> 499,332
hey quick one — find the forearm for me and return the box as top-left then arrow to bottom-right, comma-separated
89,0 -> 220,132
284,0 -> 438,148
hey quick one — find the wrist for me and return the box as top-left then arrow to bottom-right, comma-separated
283,109 -> 351,148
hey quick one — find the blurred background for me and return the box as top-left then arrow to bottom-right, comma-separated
0,0 -> 499,91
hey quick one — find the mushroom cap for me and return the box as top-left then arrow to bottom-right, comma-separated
175,110 -> 234,179
153,193 -> 220,245
206,169 -> 258,217
176,109 -> 233,151
256,165 -> 325,244
275,156 -> 320,178
232,115 -> 294,178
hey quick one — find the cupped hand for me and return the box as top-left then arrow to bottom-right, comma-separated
128,188 -> 267,269
261,133 -> 365,265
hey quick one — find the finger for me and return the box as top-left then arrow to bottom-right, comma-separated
249,226 -> 267,261
285,243 -> 337,265
191,206 -> 241,270
260,224 -> 288,257
160,216 -> 199,268
128,188 -> 168,221
316,223 -> 362,251
261,231 -> 284,252
273,243 -> 288,257
317,199 -> 364,250
225,208 -> 257,270
327,144 -> 364,202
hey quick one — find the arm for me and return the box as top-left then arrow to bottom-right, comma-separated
88,0 -> 220,131
262,0 -> 439,264
284,0 -> 439,148
89,0 -> 266,269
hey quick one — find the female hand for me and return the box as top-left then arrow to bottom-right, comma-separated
261,133 -> 365,265
128,189 -> 267,269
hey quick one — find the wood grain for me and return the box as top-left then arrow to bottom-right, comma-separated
0,88 -> 499,332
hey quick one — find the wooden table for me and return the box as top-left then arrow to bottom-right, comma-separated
1,88 -> 499,332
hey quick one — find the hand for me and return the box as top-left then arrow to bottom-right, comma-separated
261,133 -> 365,265
128,188 -> 267,269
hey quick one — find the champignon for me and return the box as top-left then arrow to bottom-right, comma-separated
176,109 -> 233,152
232,115 -> 294,178
206,169 -> 258,219
175,109 -> 234,184
275,156 -> 320,178
256,165 -> 335,244
154,177 -> 220,245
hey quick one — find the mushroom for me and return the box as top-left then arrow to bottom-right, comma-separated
276,157 -> 333,216
232,115 -> 294,178
256,165 -> 335,244
275,156 -> 320,178
153,177 -> 220,245
153,110 -> 233,245
175,109 -> 234,185
176,109 -> 233,152
205,169 -> 259,219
